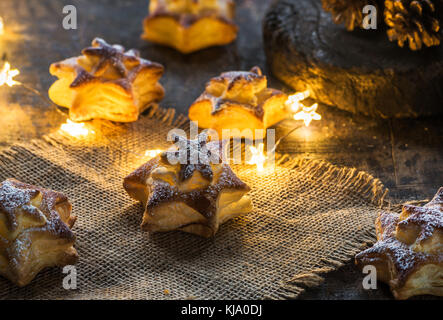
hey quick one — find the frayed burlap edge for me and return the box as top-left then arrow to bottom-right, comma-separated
0,105 -> 390,300
270,154 -> 388,299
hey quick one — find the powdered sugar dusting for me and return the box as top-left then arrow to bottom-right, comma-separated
377,211 -> 398,239
400,205 -> 443,242
357,188 -> 443,288
428,187 -> 443,207
0,179 -> 77,285
199,66 -> 276,120
161,132 -> 216,182
0,180 -> 38,229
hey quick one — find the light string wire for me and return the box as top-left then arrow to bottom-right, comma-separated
7,80 -> 309,163
1,58 -> 313,165
0,17 -> 318,169
1,71 -> 149,158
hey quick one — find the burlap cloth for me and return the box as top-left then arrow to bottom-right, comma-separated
0,107 -> 388,299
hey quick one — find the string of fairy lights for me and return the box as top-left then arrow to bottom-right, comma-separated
0,17 -> 4,36
0,17 -> 322,173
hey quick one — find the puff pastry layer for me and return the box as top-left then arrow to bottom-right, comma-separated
49,38 -> 165,122
356,187 -> 443,299
143,0 -> 238,53
124,133 -> 252,237
188,67 -> 288,139
0,179 -> 77,287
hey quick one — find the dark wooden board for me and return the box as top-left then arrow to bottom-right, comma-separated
0,0 -> 442,300
263,0 -> 443,118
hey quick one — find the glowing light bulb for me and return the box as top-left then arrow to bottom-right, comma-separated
293,103 -> 321,127
144,149 -> 163,158
60,119 -> 91,137
0,62 -> 20,87
0,17 -> 4,35
247,143 -> 266,173
286,90 -> 310,113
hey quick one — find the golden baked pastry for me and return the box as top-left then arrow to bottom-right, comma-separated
0,179 -> 77,287
356,188 -> 443,299
124,132 -> 252,237
188,67 -> 288,139
49,38 -> 165,122
142,0 -> 238,54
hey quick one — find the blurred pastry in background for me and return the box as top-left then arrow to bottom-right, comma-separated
142,0 -> 238,54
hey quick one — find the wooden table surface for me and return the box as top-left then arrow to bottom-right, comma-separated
0,0 -> 441,300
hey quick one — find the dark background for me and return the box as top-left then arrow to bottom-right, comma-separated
0,0 -> 441,299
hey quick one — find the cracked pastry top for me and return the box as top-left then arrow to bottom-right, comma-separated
188,67 -> 288,139
124,132 -> 252,238
0,179 -> 77,287
356,187 -> 443,299
142,0 -> 238,54
49,38 -> 165,122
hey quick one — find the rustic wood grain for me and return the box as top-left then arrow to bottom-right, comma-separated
263,0 -> 443,118
0,0 -> 441,300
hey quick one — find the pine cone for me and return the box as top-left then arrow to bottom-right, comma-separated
322,0 -> 382,31
385,0 -> 442,50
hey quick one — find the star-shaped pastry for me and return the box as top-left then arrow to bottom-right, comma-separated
49,38 -> 165,122
142,0 -> 238,53
356,187 -> 443,299
189,67 -> 288,139
124,135 -> 252,237
0,179 -> 77,287
79,38 -> 139,79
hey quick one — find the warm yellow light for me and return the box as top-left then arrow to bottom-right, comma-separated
0,62 -> 20,87
144,149 -> 163,158
286,90 -> 310,112
0,17 -> 4,35
286,90 -> 322,126
247,143 -> 266,173
293,103 -> 321,127
60,119 -> 91,137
